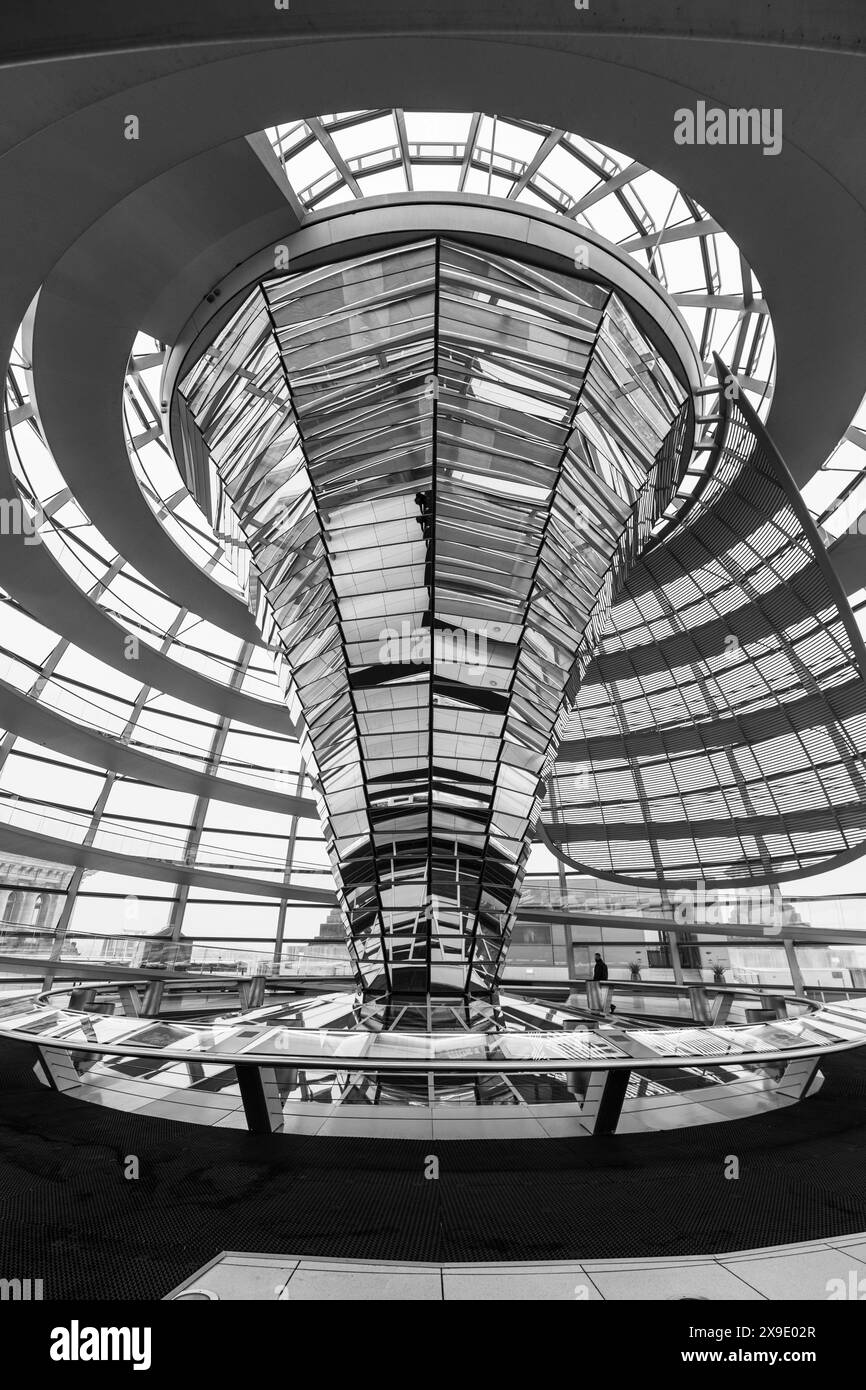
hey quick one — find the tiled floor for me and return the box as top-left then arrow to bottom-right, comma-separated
166,1236 -> 866,1300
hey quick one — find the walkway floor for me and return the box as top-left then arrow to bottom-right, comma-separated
3,1038 -> 866,1299
166,1239 -> 866,1300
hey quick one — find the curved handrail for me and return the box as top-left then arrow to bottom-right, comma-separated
2,985 -> 864,1074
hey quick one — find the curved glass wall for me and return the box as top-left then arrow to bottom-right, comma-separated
0,108 -> 863,975
547,386 -> 866,885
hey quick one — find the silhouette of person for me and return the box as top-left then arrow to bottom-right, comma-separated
593,953 -> 608,981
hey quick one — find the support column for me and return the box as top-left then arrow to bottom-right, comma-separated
116,985 -> 141,1017
586,980 -> 606,1012
41,865 -> 86,991
557,923 -> 576,979
776,1056 -> 822,1100
33,1044 -> 59,1089
566,1069 -> 590,1103
141,980 -> 164,1016
784,938 -> 807,996
687,984 -> 712,1024
565,928 -> 582,1008
275,762 -> 307,971
711,991 -> 734,1026
34,1045 -> 80,1092
668,931 -> 685,986
593,1069 -> 631,1135
236,1064 -> 284,1134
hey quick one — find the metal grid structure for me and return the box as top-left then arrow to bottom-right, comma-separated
0,106 -> 863,964
266,109 -> 774,421
179,237 -> 690,997
547,379 -> 866,886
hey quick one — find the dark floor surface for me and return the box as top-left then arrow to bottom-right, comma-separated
2,1037 -> 866,1299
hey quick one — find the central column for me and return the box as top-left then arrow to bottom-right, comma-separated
179,235 -> 689,1004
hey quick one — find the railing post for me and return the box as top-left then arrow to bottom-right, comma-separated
687,984 -> 712,1024
668,932 -> 685,986
593,1069 -> 631,1135
236,1064 -> 284,1134
784,938 -> 806,996
141,980 -> 164,1016
711,990 -> 734,1026
566,1068 -> 590,1102
116,985 -> 141,1017
248,968 -> 266,1010
565,924 -> 579,982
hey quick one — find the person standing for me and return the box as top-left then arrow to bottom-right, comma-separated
592,953 -> 608,981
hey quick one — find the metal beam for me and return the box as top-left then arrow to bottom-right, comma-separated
673,293 -> 769,313
620,219 -> 722,252
305,117 -> 362,197
0,823 -> 335,904
593,1069 -> 631,1135
246,130 -> 307,225
236,1063 -> 283,1134
508,128 -> 563,199
394,110 -> 414,192
569,162 -> 647,216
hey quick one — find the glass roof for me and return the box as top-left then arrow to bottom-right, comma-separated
0,109 -> 863,966
267,110 -> 775,416
130,111 -> 784,610
132,110 -> 787,603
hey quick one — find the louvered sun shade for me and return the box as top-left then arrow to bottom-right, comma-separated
546,385 -> 866,886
